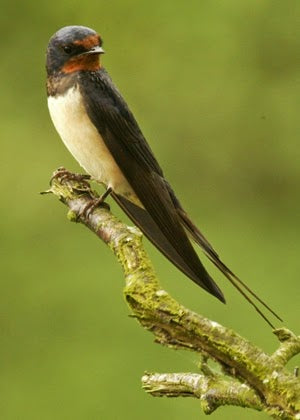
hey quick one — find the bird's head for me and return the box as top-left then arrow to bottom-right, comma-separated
46,25 -> 104,76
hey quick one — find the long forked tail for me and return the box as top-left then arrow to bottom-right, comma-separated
178,208 -> 283,329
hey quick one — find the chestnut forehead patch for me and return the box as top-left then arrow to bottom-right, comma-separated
74,34 -> 101,49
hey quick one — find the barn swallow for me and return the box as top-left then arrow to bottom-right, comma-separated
46,26 -> 281,327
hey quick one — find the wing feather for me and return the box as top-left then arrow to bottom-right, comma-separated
79,69 -> 225,302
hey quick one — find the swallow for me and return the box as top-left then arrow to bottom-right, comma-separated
46,25 -> 281,327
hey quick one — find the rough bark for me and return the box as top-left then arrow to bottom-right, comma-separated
42,168 -> 300,419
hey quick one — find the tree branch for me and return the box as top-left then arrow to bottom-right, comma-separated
142,372 -> 263,414
43,169 -> 300,419
271,329 -> 300,367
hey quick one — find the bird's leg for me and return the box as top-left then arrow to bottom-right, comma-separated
51,168 -> 112,216
81,187 -> 113,218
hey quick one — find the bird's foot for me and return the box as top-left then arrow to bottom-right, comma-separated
81,187 -> 112,218
50,167 -> 91,189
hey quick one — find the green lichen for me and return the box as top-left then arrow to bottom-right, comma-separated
67,209 -> 78,222
46,169 -> 300,419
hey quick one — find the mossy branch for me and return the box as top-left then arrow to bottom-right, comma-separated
43,169 -> 300,419
142,372 -> 263,414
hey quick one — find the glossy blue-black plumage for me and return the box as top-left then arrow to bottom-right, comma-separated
46,25 -> 283,326
78,69 -> 225,301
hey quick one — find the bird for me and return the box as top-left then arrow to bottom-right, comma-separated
46,25 -> 281,328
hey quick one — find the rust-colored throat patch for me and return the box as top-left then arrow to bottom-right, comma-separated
62,34 -> 102,73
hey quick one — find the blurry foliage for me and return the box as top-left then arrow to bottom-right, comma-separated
0,1 -> 299,419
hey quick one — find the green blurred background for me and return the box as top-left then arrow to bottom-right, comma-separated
1,1 -> 299,418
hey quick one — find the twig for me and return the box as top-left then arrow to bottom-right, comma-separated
271,329 -> 300,367
142,372 -> 263,414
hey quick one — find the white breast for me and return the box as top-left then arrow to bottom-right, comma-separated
48,86 -> 134,197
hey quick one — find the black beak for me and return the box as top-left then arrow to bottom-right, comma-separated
82,46 -> 105,55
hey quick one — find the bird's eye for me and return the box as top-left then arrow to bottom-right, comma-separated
63,45 -> 73,54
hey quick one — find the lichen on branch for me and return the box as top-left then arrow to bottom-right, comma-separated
44,168 -> 300,419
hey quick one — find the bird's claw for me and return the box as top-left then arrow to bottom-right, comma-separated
81,196 -> 110,219
80,187 -> 112,218
50,168 -> 91,187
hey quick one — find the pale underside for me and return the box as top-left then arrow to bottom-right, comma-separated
48,85 -> 140,204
